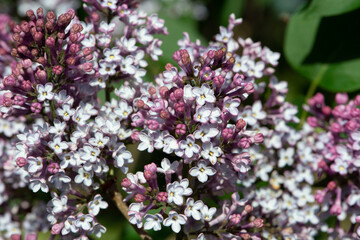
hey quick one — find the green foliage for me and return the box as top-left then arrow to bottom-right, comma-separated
284,0 -> 360,92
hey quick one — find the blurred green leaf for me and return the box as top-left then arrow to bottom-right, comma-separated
284,0 -> 360,92
220,0 -> 245,26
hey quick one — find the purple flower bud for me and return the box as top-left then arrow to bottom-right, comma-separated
135,194 -> 146,203
35,69 -> 47,81
345,120 -> 357,131
22,59 -> 32,68
144,170 -> 154,182
13,95 -> 25,105
45,37 -> 55,47
47,163 -> 59,174
3,97 -> 12,107
253,133 -> 264,144
236,119 -> 246,130
53,65 -> 63,75
51,222 -> 64,235
174,102 -> 185,115
157,192 -> 168,202
135,99 -> 145,109
79,62 -> 93,72
330,203 -> 342,216
355,95 -> 360,105
30,102 -> 42,113
314,190 -> 326,203
145,163 -> 157,174
4,76 -> 16,87
159,86 -> 169,99
69,43 -> 80,54
25,233 -> 38,240
327,181 -> 336,191
131,131 -> 140,141
10,234 -> 21,240
160,110 -> 170,119
175,124 -> 186,135
16,157 -> 27,167
244,83 -> 254,94
308,93 -> 324,108
233,73 -> 244,86
21,80 -> 32,91
213,76 -> 224,87
121,178 -> 132,188
238,137 -> 251,149
229,214 -> 241,225
335,93 -> 348,105
330,122 -> 342,133
307,116 -> 318,127
221,128 -> 233,140
253,219 -> 264,228
147,119 -> 160,130
322,106 -> 332,116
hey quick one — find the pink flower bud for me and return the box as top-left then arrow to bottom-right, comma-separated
229,214 -> 241,225
135,194 -> 146,203
147,119 -> 160,130
244,83 -> 254,94
238,137 -> 251,149
53,65 -> 63,75
51,222 -> 64,235
144,163 -> 157,174
31,102 -> 42,113
335,93 -> 348,105
253,219 -> 264,228
236,119 -> 246,130
157,192 -> 168,202
45,37 -> 55,47
221,128 -> 233,140
21,80 -> 32,91
135,99 -> 145,108
307,116 -> 318,127
121,178 -> 131,188
327,181 -> 336,191
159,86 -> 169,99
330,203 -> 342,216
175,124 -> 186,135
244,204 -> 253,213
314,190 -> 325,203
14,95 -> 25,105
213,75 -> 224,87
35,70 -> 47,81
10,234 -> 21,240
253,133 -> 264,144
16,157 -> 27,167
174,102 -> 185,115
345,120 -> 357,131
160,110 -> 170,119
47,163 -> 59,174
322,106 -> 332,116
233,73 -> 244,86
330,122 -> 342,133
165,63 -> 173,71
131,131 -> 140,141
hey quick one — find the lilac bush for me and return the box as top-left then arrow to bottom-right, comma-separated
0,0 -> 360,240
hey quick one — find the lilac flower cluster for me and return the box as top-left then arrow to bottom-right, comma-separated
0,0 -> 167,238
3,0 -> 360,239
116,14 -> 282,239
302,93 -> 360,239
236,77 -> 320,239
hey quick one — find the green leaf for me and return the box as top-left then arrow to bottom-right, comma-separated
284,0 -> 360,92
220,0 -> 245,26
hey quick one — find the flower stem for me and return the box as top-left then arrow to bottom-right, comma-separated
112,190 -> 152,240
299,65 -> 328,126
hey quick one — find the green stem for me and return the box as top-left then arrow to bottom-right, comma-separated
299,65 -> 328,127
50,100 -> 56,121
